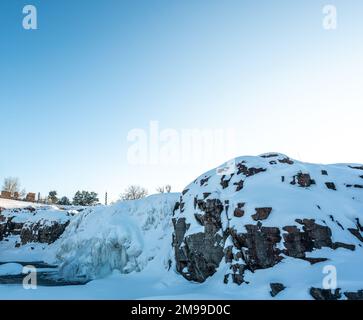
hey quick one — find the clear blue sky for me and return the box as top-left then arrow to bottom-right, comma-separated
1,0 -> 362,202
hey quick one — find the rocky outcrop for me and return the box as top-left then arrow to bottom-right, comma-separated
344,290 -> 363,300
290,173 -> 315,187
270,283 -> 286,297
310,288 -> 342,300
172,153 -> 363,288
0,209 -> 71,245
173,199 -> 225,282
20,220 -> 70,244
252,207 -> 272,221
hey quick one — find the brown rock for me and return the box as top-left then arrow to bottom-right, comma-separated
252,207 -> 272,221
234,208 -> 245,217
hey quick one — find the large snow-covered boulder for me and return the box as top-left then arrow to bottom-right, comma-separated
172,153 -> 363,288
56,193 -> 179,280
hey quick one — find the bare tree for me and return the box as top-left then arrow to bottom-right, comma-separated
2,177 -> 21,195
121,185 -> 148,201
156,185 -> 172,193
156,186 -> 165,193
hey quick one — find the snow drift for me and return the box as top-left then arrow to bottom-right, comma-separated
56,193 -> 179,280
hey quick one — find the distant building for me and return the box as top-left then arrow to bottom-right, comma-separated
0,191 -> 12,199
25,193 -> 36,202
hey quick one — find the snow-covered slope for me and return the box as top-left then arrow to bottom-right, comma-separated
55,193 -> 179,280
0,198 -> 43,209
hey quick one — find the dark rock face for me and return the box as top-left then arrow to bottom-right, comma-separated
282,219 -> 355,258
0,212 -> 70,245
236,162 -> 266,177
325,182 -> 336,190
234,180 -> 244,192
282,225 -> 314,258
220,175 -> 234,189
349,165 -> 363,170
174,207 -> 358,284
278,157 -> 294,165
231,225 -> 282,270
234,208 -> 244,218
310,288 -> 342,300
252,207 -> 272,221
270,283 -> 286,297
344,290 -> 363,300
173,200 -> 225,283
261,153 -> 279,158
20,220 -> 70,245
291,173 -> 315,187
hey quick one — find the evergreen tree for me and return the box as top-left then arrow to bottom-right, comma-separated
48,191 -> 58,204
73,191 -> 99,206
58,196 -> 71,206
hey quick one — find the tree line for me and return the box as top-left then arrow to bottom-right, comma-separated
2,177 -> 172,206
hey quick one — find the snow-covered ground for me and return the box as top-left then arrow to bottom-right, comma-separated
0,154 -> 362,300
0,198 -> 43,209
1,247 -> 362,300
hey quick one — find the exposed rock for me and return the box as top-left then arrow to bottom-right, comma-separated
291,173 -> 315,187
252,207 -> 272,221
282,225 -> 314,258
234,208 -> 245,218
310,288 -> 342,300
173,201 -> 180,214
321,170 -> 328,175
270,283 -> 286,297
344,290 -> 363,300
220,175 -> 234,189
233,180 -> 244,192
0,210 -> 70,245
173,200 -> 224,282
236,163 -> 266,177
349,165 -> 363,170
230,225 -> 282,271
348,228 -> 363,242
296,219 -> 333,249
278,157 -> 294,165
332,242 -> 355,251
261,153 -> 279,158
200,177 -> 210,186
20,220 -> 70,245
302,257 -> 328,265
325,182 -> 336,190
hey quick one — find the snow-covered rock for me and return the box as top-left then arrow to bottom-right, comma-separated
0,206 -> 71,245
172,153 -> 363,294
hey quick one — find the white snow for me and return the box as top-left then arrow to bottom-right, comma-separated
0,263 -> 23,276
0,153 -> 362,299
55,193 -> 179,280
0,198 -> 43,209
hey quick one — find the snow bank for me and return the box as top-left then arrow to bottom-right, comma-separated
0,199 -> 43,209
56,193 -> 179,280
0,263 -> 23,276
